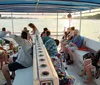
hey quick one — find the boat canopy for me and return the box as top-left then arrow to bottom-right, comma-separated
0,0 -> 100,13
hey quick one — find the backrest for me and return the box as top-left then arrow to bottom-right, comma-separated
84,37 -> 100,52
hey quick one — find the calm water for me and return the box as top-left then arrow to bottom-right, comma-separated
0,19 -> 100,42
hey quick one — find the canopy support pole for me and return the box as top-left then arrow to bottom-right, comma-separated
11,12 -> 14,34
69,18 -> 71,27
57,13 -> 58,39
79,11 -> 82,34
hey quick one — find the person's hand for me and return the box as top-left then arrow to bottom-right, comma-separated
7,31 -> 11,35
69,42 -> 73,46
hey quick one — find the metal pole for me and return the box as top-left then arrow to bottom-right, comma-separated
11,12 -> 14,34
57,13 -> 58,39
69,18 -> 70,27
79,11 -> 82,34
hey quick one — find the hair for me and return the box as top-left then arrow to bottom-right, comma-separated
46,31 -> 51,36
2,27 -> 6,31
71,26 -> 75,31
21,31 -> 28,39
23,27 -> 29,33
28,23 -> 36,28
74,29 -> 79,35
24,27 -> 27,30
28,23 -> 37,34
64,31 -> 68,36
54,39 -> 59,46
43,27 -> 48,32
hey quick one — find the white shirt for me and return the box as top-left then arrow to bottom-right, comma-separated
11,35 -> 33,67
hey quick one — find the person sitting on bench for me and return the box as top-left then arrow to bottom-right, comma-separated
64,29 -> 84,64
79,50 -> 100,84
2,31 -> 33,85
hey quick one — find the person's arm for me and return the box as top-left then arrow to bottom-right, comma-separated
0,47 -> 6,51
10,35 -> 26,48
6,31 -> 11,35
11,35 -> 32,51
67,32 -> 74,41
69,42 -> 76,46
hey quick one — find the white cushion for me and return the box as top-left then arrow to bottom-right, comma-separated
13,66 -> 33,85
73,50 -> 89,68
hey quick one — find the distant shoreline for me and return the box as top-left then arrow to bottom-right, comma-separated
0,17 -> 100,20
0,13 -> 100,19
0,17 -> 38,19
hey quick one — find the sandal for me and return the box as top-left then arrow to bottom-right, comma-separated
67,60 -> 73,65
10,75 -> 14,80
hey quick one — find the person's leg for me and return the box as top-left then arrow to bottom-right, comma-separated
60,42 -> 63,52
2,65 -> 12,85
2,62 -> 25,85
0,54 -> 3,69
10,73 -> 15,79
64,45 -> 70,60
84,64 -> 95,84
68,48 -> 73,61
8,58 -> 14,79
62,42 -> 66,52
8,57 -> 17,79
4,51 -> 8,64
67,46 -> 78,64
79,59 -> 92,76
79,65 -> 87,76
